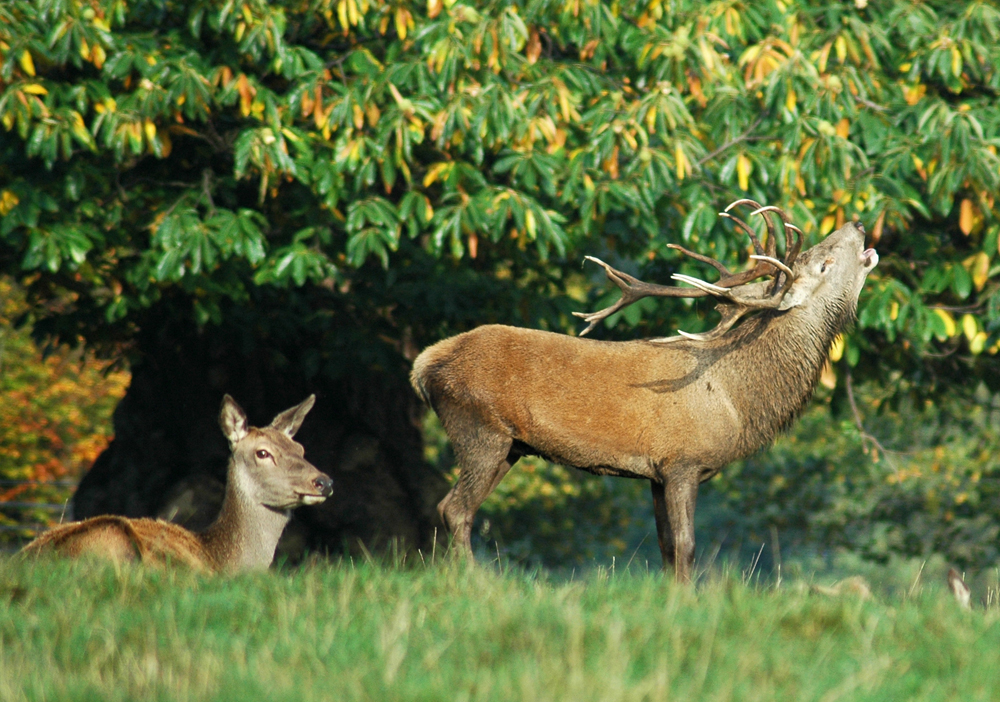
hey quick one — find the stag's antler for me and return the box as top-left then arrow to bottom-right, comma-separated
574,199 -> 803,341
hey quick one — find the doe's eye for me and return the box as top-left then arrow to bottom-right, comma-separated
255,449 -> 271,460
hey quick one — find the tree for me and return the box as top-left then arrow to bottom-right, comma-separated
3,0 -> 1000,563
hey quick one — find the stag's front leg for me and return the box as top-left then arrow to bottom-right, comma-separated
653,470 -> 699,582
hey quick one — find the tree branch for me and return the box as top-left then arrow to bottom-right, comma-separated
845,369 -> 899,475
697,116 -> 765,166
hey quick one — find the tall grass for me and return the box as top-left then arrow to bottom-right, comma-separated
0,556 -> 994,702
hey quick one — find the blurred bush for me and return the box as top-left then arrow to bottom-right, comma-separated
0,277 -> 129,540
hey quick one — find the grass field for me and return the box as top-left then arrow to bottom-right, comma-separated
0,556 -> 995,702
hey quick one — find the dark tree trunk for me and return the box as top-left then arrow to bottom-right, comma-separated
73,294 -> 448,563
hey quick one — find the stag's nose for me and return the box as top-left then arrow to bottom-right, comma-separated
854,222 -> 866,235
313,474 -> 334,497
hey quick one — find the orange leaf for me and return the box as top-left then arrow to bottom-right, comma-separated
959,198 -> 975,235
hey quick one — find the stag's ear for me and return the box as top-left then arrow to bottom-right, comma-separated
268,394 -> 315,438
220,395 -> 249,446
777,274 -> 822,310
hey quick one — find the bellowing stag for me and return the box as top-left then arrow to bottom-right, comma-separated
411,200 -> 878,581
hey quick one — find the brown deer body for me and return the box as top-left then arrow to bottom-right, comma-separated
21,395 -> 333,573
412,201 -> 878,581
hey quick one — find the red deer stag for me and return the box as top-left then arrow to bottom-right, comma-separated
21,395 -> 333,573
411,199 -> 878,582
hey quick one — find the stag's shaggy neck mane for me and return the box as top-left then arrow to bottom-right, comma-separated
713,287 -> 858,458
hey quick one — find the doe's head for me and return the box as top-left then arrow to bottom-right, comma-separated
219,394 -> 334,511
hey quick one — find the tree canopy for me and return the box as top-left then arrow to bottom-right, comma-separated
6,0 -> 1000,566
4,0 -> 1000,388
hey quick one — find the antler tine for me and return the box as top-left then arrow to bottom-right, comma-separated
666,243 -> 733,277
574,255 -> 712,337
750,206 -> 779,260
650,304 -> 751,344
719,212 -> 766,256
784,223 -> 803,267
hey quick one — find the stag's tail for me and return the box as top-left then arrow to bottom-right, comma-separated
410,348 -> 436,407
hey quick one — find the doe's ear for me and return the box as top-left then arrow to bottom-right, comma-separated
268,394 -> 316,438
219,395 -> 249,447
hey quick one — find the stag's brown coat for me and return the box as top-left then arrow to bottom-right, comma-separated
21,395 -> 333,573
412,209 -> 878,582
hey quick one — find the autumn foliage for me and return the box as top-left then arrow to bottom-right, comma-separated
0,278 -> 128,537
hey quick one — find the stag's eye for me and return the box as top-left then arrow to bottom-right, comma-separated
255,449 -> 271,460
820,259 -> 833,273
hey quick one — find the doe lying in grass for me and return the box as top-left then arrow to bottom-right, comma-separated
21,395 -> 333,573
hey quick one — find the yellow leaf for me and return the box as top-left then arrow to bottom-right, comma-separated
365,102 -> 380,127
829,334 -> 845,362
91,44 -> 106,69
144,119 -> 156,143
817,41 -> 832,73
934,308 -> 957,337
836,118 -> 850,139
352,103 -> 364,129
395,7 -> 408,40
422,161 -> 452,187
0,190 -> 20,216
526,28 -> 541,65
835,35 -> 847,64
79,38 -> 90,60
904,83 -> 925,106
820,214 -> 836,236
675,143 -> 687,181
20,50 -> 35,76
971,331 -> 987,355
424,196 -> 434,221
525,209 -> 537,238
951,46 -> 962,78
819,361 -> 836,390
21,84 -> 47,95
736,153 -> 751,191
889,300 -> 899,321
427,0 -> 442,19
959,198 -> 975,235
645,106 -> 657,132
871,210 -> 885,246
968,251 -> 989,291
785,87 -> 796,112
237,74 -> 254,117
962,314 -> 979,342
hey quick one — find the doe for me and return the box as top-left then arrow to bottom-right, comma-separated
21,395 -> 333,573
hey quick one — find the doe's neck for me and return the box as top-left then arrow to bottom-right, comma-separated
198,463 -> 291,573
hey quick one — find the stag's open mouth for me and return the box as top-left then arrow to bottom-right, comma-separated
862,248 -> 879,268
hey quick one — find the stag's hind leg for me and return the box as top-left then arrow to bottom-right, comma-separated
437,427 -> 515,558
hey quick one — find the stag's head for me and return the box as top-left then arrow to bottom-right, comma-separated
576,199 -> 878,343
219,395 -> 334,511
775,220 -> 879,326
